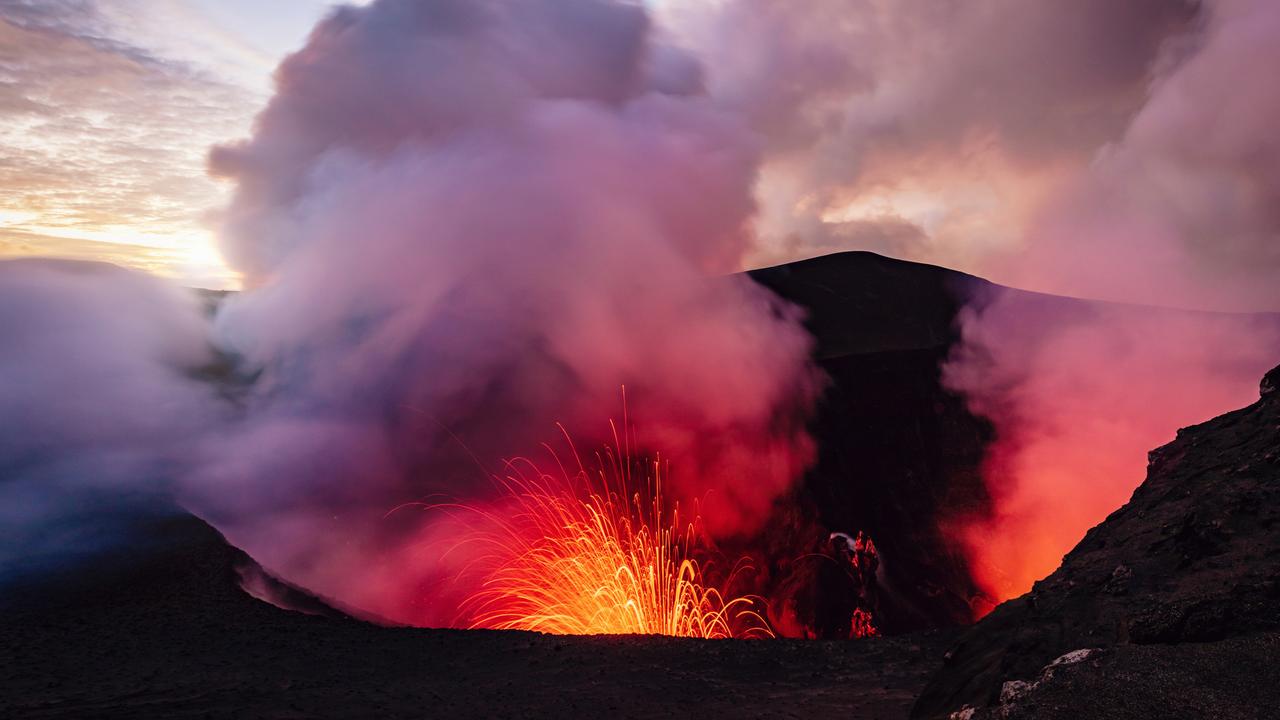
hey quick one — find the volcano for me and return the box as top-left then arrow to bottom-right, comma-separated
747,251 -> 1280,636
3,252 -> 1279,718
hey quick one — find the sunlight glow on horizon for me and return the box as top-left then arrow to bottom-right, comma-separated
0,2 -> 360,290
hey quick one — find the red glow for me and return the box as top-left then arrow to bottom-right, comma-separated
946,303 -> 1280,608
432,424 -> 773,638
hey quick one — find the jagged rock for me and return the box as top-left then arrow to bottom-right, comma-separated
1262,364 -> 1279,397
913,364 -> 1280,718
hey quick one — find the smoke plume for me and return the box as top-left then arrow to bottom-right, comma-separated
943,294 -> 1280,600
939,0 -> 1280,602
189,0 -> 819,624
663,0 -> 1280,603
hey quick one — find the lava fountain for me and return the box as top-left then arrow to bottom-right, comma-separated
424,422 -> 773,639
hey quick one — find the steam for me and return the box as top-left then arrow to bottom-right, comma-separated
0,260 -> 219,579
940,0 -> 1280,602
660,0 -> 1202,270
944,294 -> 1280,600
1004,0 -> 1280,310
185,0 -> 819,624
672,0 -> 1280,602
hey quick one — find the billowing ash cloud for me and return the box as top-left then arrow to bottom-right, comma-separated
668,0 -> 1278,309
939,0 -> 1280,602
1009,0 -> 1280,309
188,0 -> 819,624
663,0 -> 1201,271
0,260 -> 219,579
664,0 -> 1280,603
943,295 -> 1280,601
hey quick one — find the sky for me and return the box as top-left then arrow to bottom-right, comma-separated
3,0 -> 1279,308
0,0 -> 366,289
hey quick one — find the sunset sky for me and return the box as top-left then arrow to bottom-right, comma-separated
0,1 -> 371,289
0,0 -> 1082,291
4,0 -> 1278,308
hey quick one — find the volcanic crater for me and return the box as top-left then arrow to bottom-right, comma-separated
5,253 -> 1279,719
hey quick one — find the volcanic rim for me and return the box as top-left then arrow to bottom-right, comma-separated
4,254 -> 1280,718
3,364 -> 1278,718
0,509 -> 957,719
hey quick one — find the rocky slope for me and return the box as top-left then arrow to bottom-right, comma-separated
912,364 -> 1280,718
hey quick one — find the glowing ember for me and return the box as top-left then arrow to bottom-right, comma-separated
442,424 -> 772,639
849,608 -> 877,639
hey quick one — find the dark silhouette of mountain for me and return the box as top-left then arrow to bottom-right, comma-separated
750,251 -> 986,359
748,251 -> 1280,637
745,253 -> 995,635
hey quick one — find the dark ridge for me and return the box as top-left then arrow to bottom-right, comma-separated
749,250 -> 987,359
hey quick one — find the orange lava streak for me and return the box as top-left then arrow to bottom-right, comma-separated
450,424 -> 772,639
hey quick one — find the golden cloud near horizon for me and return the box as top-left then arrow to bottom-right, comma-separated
0,4 -> 259,291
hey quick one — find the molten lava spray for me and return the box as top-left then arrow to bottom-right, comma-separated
444,424 -> 771,638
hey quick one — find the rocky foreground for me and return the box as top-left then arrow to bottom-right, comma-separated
2,363 -> 1278,719
0,511 -> 954,719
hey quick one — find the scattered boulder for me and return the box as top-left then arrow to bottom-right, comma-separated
956,634 -> 1280,720
1261,364 -> 1279,397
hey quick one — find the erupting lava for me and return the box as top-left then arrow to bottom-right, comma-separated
438,424 -> 773,639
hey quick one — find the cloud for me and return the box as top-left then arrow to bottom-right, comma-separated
658,0 -> 1280,603
944,292 -> 1280,600
0,0 -> 255,288
664,0 -> 1202,285
192,0 -> 820,625
1006,0 -> 1280,310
